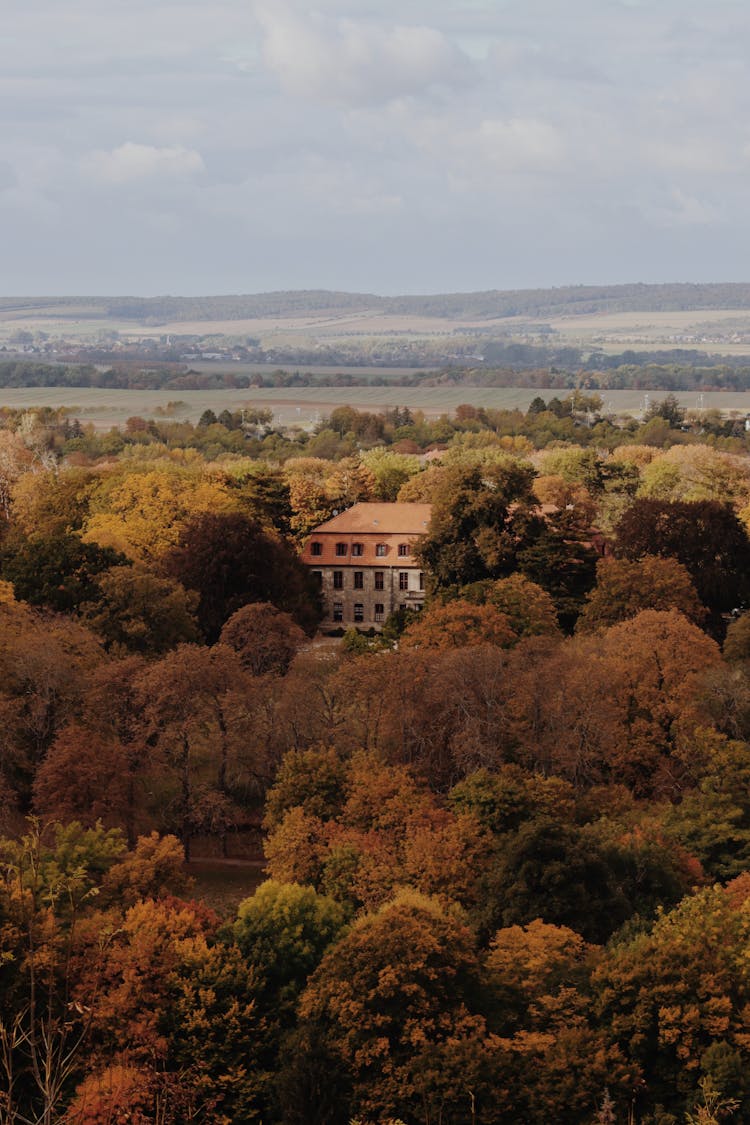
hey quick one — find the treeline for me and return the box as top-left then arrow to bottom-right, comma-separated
9,349 -> 750,393
0,359 -> 408,391
6,281 -> 750,322
6,393 -> 750,486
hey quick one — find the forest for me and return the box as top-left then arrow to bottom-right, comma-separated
8,281 -> 750,322
4,392 -> 750,1121
9,343 -> 750,394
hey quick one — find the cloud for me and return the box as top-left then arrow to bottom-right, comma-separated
82,142 -> 205,184
254,3 -> 474,104
475,117 -> 565,173
352,103 -> 565,182
0,160 -> 18,193
645,188 -> 723,228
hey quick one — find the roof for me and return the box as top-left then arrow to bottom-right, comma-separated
300,503 -> 432,568
309,503 -> 432,535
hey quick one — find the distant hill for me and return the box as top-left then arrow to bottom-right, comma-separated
4,283 -> 750,324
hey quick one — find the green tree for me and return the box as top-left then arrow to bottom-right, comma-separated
81,564 -> 200,654
164,511 -> 320,642
414,460 -> 544,590
234,880 -> 348,1015
0,530 -> 126,615
615,499 -> 750,620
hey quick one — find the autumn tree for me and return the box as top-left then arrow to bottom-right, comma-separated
598,610 -> 721,792
33,723 -> 136,832
397,464 -> 449,504
291,892 -> 494,1124
325,456 -> 376,512
82,466 -> 235,563
220,601 -> 306,675
595,885 -> 750,1118
449,766 -> 575,837
638,444 -> 750,506
0,820 -> 126,1124
135,644 -> 260,858
360,448 -> 422,501
577,555 -> 707,633
263,747 -> 348,831
9,465 -> 94,538
400,600 -> 517,651
460,573 -> 561,638
483,921 -> 635,1122
0,603 -> 105,805
0,428 -> 35,522
615,498 -> 750,620
76,894 -> 266,1119
507,611 -> 721,795
723,612 -> 750,663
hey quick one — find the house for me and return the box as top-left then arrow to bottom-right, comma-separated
301,502 -> 431,629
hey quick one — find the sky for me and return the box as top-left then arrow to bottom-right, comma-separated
3,0 -> 750,296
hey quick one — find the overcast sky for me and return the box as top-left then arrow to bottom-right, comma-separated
3,0 -> 750,296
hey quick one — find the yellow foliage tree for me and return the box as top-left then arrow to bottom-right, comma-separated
82,468 -> 235,562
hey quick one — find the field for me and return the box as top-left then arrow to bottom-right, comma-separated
3,385 -> 750,428
544,308 -> 750,353
4,293 -> 750,354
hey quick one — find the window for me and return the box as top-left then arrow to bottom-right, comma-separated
333,602 -> 343,622
354,603 -> 364,623
335,542 -> 347,556
354,571 -> 364,589
398,543 -> 409,557
333,571 -> 343,589
310,541 -> 322,556
374,571 -> 384,590
376,543 -> 387,557
399,571 -> 409,590
374,603 -> 385,622
351,543 -> 363,556
311,570 -> 322,587
419,571 -> 424,590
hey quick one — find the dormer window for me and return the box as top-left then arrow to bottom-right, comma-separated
335,543 -> 347,556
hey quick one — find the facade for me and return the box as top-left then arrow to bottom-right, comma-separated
300,502 -> 431,629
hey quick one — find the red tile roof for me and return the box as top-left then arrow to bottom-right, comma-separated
309,503 -> 432,535
301,503 -> 431,567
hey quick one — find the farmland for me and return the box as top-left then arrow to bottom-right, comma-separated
3,384 -> 750,429
4,285 -> 750,357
